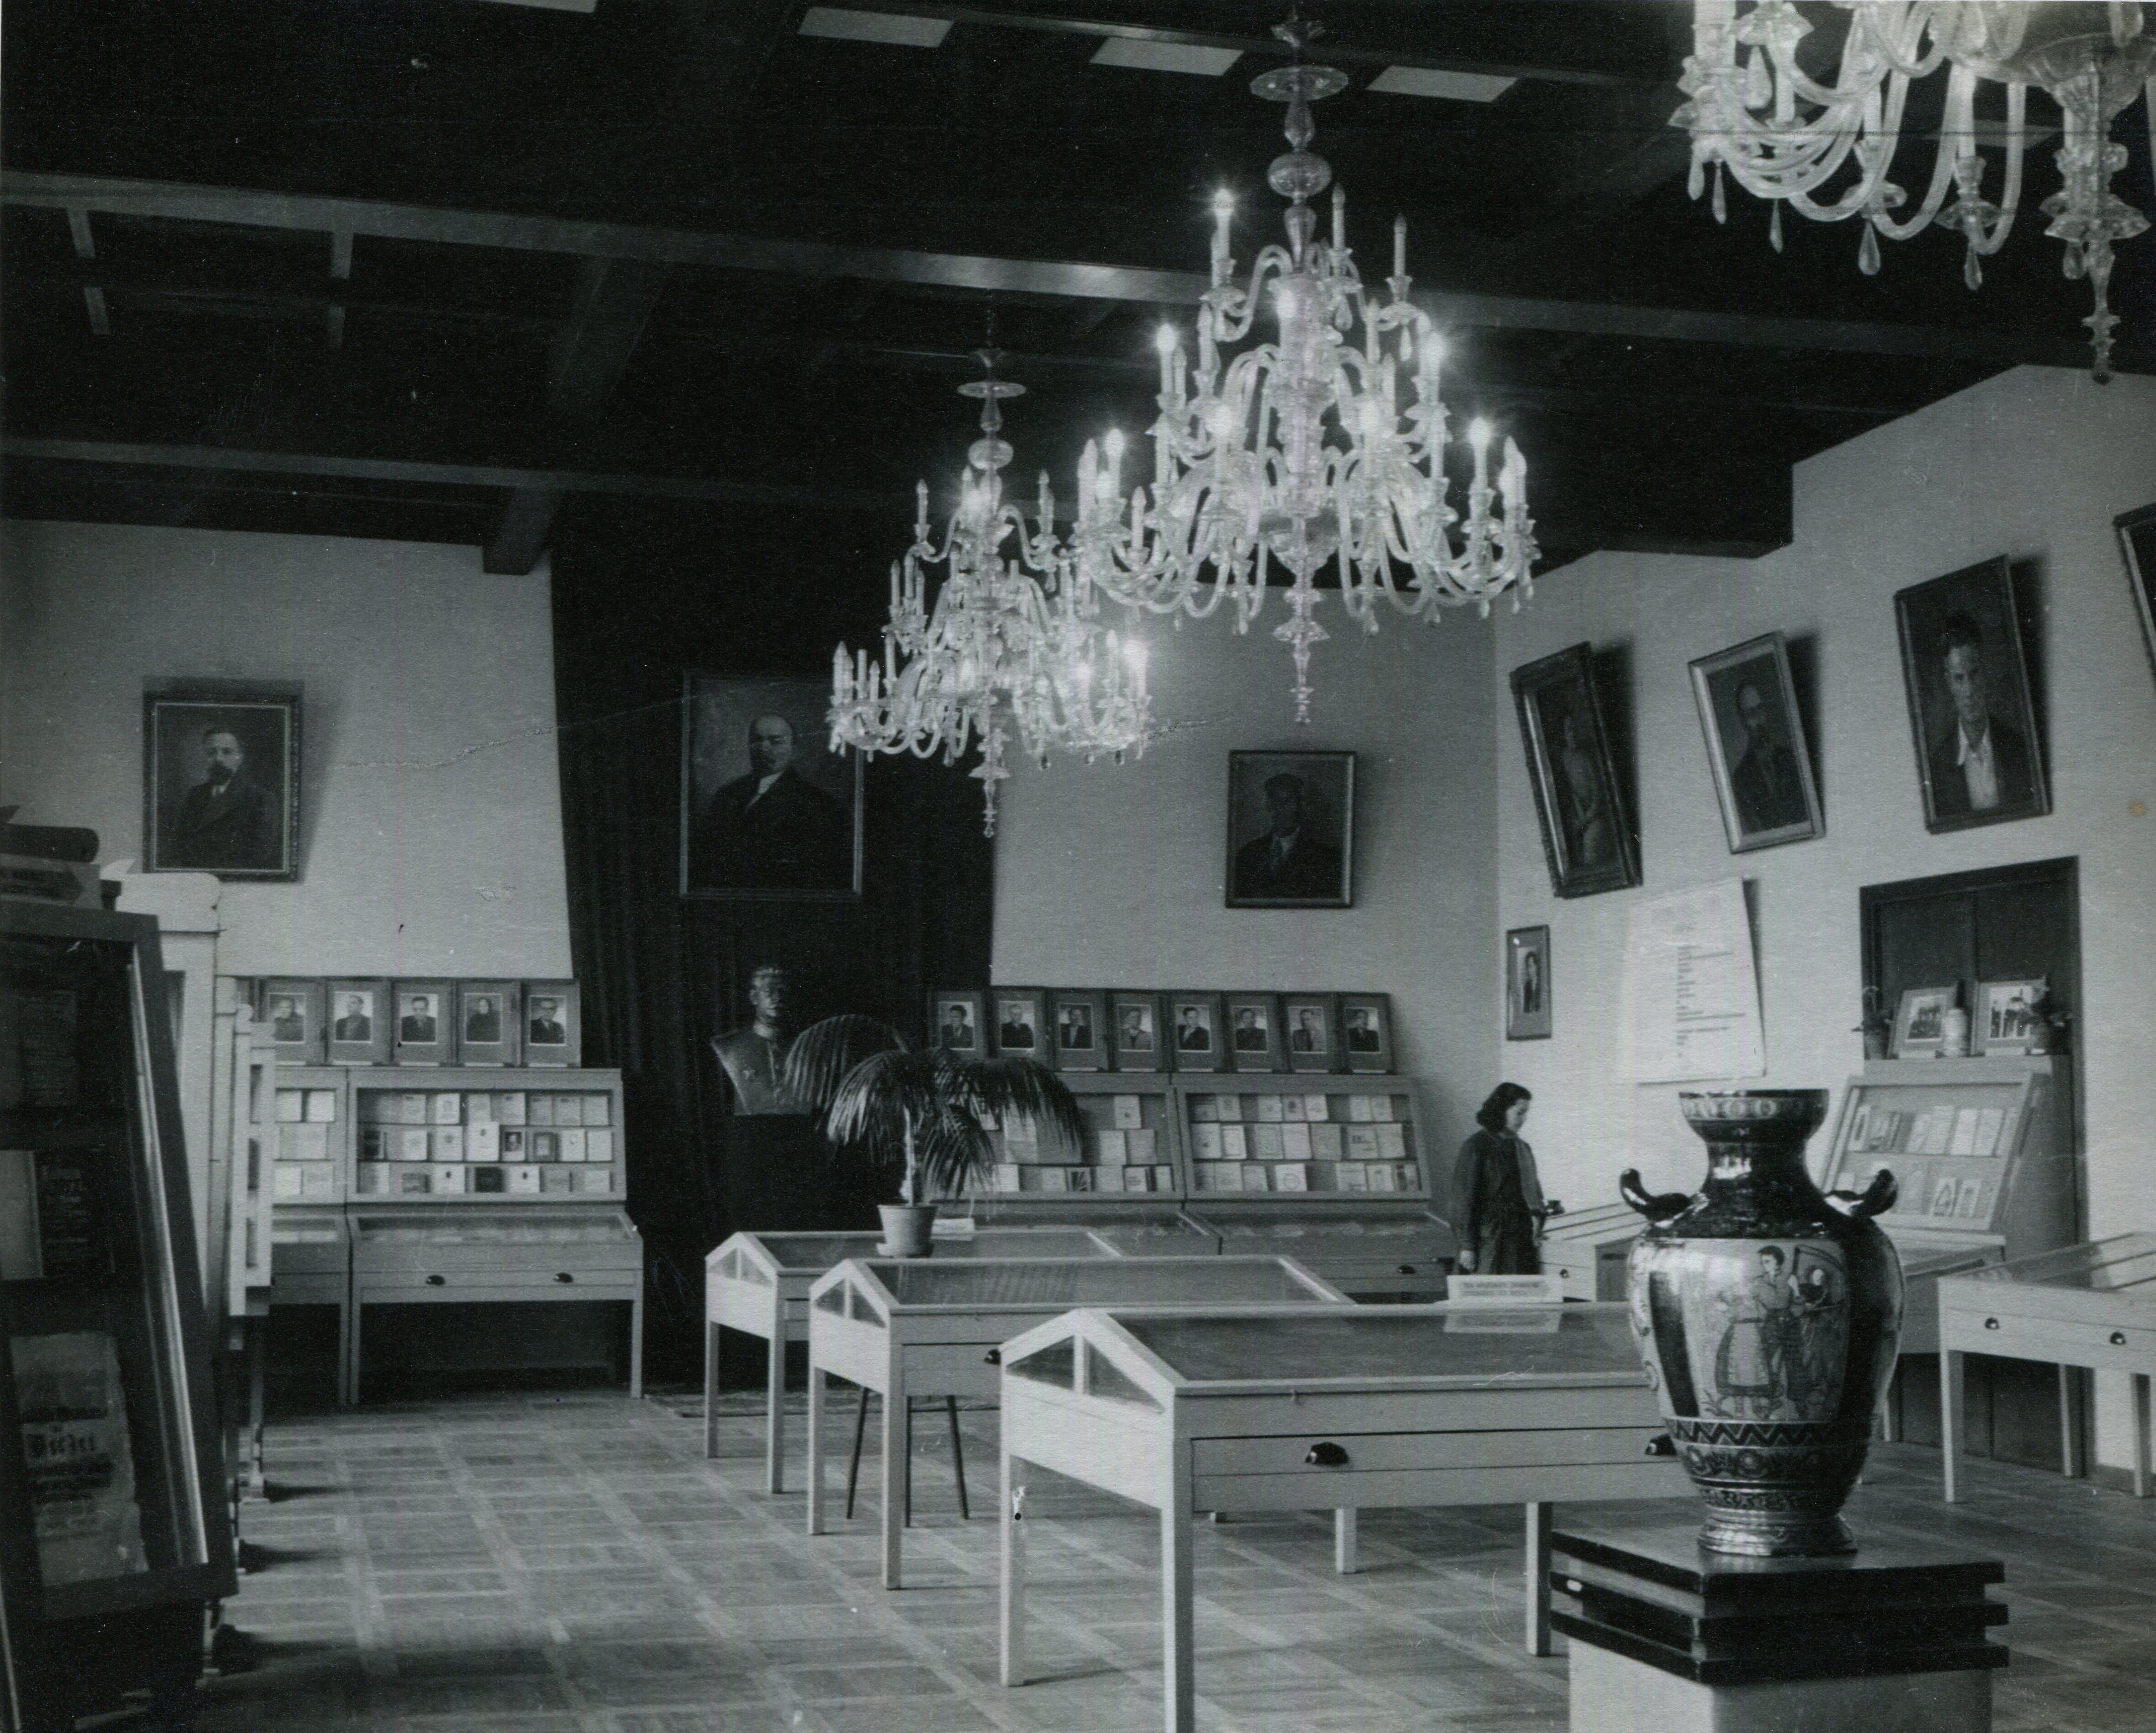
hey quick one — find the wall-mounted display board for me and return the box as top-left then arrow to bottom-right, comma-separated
1174,1076 -> 1455,1297
0,900 -> 237,1728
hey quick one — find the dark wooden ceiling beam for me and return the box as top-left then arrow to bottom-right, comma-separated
7,173 -> 2127,371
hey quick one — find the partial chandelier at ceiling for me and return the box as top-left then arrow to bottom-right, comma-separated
1676,1 -> 2156,380
1069,8 -> 1538,725
827,353 -> 1153,838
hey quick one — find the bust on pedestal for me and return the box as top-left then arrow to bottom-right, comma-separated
713,966 -> 858,1234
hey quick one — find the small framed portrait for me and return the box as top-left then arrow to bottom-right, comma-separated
326,979 -> 391,1065
522,981 -> 582,1067
1894,558 -> 2049,833
991,989 -> 1049,1062
392,981 -> 456,1067
1223,993 -> 1282,1073
256,978 -> 325,1064
1226,751 -> 1353,909
1281,995 -> 1338,1074
1688,632 -> 1823,853
1339,993 -> 1394,1073
1109,992 -> 1164,1073
2117,503 -> 2156,688
1975,977 -> 2049,1056
928,990 -> 986,1055
1510,643 -> 1639,899
142,682 -> 301,880
1506,927 -> 1552,1042
1891,985 -> 1957,1059
681,673 -> 863,901
1052,990 -> 1109,1072
458,981 -> 523,1067
1167,992 -> 1225,1073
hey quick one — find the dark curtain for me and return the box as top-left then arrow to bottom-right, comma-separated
549,508 -> 995,1379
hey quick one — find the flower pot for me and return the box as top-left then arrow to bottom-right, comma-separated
1622,1090 -> 1904,1558
877,1202 -> 938,1259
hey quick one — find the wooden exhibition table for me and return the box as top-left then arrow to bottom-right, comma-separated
996,1302 -> 1686,1733
704,1225 -> 1133,1491
804,1255 -> 1345,1588
1938,1233 -> 2156,1503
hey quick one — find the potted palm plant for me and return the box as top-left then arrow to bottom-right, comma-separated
781,1014 -> 1086,1255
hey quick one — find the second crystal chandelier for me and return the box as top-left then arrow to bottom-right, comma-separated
1072,10 -> 1538,723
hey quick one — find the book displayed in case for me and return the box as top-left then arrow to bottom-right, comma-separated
968,1072 -> 1183,1208
1,901 -> 236,1726
1175,1076 -> 1456,1297
1819,1055 -> 2077,1358
349,1070 -> 622,1201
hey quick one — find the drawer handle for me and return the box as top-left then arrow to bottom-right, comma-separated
1305,1441 -> 1350,1468
556,1272 -> 575,1284
426,1274 -> 445,1287
1984,1317 -> 2000,1330
2112,1331 -> 2129,1347
984,1348 -> 1001,1366
1645,1433 -> 1676,1458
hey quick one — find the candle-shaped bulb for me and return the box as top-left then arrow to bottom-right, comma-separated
1213,189 -> 1235,222
834,642 -> 848,695
1155,323 -> 1178,356
1332,185 -> 1346,253
1105,426 -> 1125,465
1393,213 -> 1407,282
915,479 -> 929,531
1468,417 -> 1492,454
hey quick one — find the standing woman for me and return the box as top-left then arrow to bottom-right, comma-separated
1452,1083 -> 1544,1274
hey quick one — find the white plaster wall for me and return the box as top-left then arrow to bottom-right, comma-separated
991,602 -> 1500,1162
1491,366 -> 2156,1466
0,521 -> 572,978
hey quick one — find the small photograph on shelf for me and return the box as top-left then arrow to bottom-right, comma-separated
1167,992 -> 1224,1073
1109,992 -> 1163,1073
257,978 -> 325,1063
1975,976 -> 2049,1055
929,989 -> 986,1055
1226,750 -> 1354,908
1053,990 -> 1108,1072
1339,993 -> 1394,1073
1224,994 -> 1282,1072
1688,631 -> 1823,853
992,988 -> 1048,1061
523,981 -> 582,1067
458,981 -> 523,1067
1891,984 -> 1957,1059
393,981 -> 456,1066
1505,927 -> 1550,1041
327,979 -> 391,1065
1894,556 -> 2048,834
1281,995 -> 1336,1074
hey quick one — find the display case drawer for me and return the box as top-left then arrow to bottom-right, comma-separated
355,1235 -> 640,1275
1191,1423 -> 1660,1480
1945,1306 -> 2156,1371
357,1264 -> 639,1297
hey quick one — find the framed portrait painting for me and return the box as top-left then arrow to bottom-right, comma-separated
2117,502 -> 2156,688
1894,558 -> 2049,833
1167,991 -> 1224,1073
1506,926 -> 1551,1041
1338,993 -> 1394,1073
680,673 -> 862,900
1225,751 -> 1353,908
1109,991 -> 1163,1073
392,980 -> 455,1067
1510,644 -> 1639,898
256,978 -> 324,1064
1688,632 -> 1823,853
1280,994 -> 1337,1074
1052,990 -> 1108,1072
991,989 -> 1049,1063
458,981 -> 522,1067
928,990 -> 986,1056
522,981 -> 582,1067
327,979 -> 391,1065
1223,993 -> 1282,1072
142,683 -> 301,880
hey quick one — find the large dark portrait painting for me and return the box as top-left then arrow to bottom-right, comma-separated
1688,631 -> 1823,854
142,683 -> 301,880
1510,643 -> 1639,898
1893,558 -> 2048,834
1226,750 -> 1353,909
681,673 -> 862,900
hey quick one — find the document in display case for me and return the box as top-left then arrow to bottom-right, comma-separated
1,901 -> 235,1728
963,1072 -> 1184,1212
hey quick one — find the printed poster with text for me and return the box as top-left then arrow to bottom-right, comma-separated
1623,878 -> 1767,1083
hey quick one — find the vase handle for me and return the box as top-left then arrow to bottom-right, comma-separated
1619,1168 -> 1691,1223
1826,1168 -> 1899,1219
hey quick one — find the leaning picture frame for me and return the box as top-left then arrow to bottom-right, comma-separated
1280,994 -> 1339,1074
256,978 -> 325,1065
1510,643 -> 1640,898
1223,993 -> 1283,1073
1338,993 -> 1394,1072
1688,632 -> 1824,853
991,988 -> 1050,1064
2117,502 -> 2156,688
142,681 -> 302,881
1165,992 -> 1225,1073
1051,989 -> 1109,1073
680,672 -> 863,901
928,989 -> 987,1056
521,980 -> 582,1068
391,980 -> 456,1067
457,980 -> 523,1067
1894,557 -> 2049,834
1108,991 -> 1164,1074
326,979 -> 392,1065
1975,977 -> 2049,1056
1891,984 -> 1957,1060
1506,927 -> 1551,1041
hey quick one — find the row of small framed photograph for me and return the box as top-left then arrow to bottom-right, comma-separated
248,977 -> 584,1066
931,988 -> 1395,1073
1890,976 -> 2051,1058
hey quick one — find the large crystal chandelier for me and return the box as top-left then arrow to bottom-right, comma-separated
1070,11 -> 1537,724
1676,2 -> 2155,379
828,356 -> 1152,837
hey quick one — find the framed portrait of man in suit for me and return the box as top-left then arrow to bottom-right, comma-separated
143,682 -> 301,880
257,978 -> 325,1064
392,981 -> 455,1067
327,979 -> 391,1065
1688,632 -> 1823,854
681,673 -> 863,900
1225,751 -> 1353,909
1895,558 -> 2049,834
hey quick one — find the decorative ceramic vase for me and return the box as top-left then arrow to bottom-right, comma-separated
1621,1090 -> 1904,1557
877,1202 -> 936,1258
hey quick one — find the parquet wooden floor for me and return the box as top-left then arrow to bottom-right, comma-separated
195,1387 -> 2156,1732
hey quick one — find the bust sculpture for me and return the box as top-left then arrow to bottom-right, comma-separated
712,964 -> 804,1116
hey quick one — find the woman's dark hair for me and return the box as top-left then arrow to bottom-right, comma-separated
1475,1082 -> 1533,1135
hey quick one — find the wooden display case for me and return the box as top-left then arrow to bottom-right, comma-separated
1,901 -> 237,1728
1175,1075 -> 1456,1296
963,1071 -> 1184,1214
996,1301 -> 1683,1733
